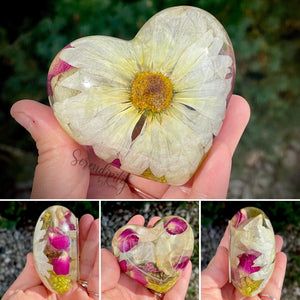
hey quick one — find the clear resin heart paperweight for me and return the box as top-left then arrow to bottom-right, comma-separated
229,207 -> 276,297
33,205 -> 79,294
47,6 -> 235,185
111,216 -> 194,293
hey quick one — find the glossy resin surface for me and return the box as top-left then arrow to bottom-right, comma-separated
229,207 -> 276,297
112,216 -> 194,293
33,205 -> 79,294
47,6 -> 235,185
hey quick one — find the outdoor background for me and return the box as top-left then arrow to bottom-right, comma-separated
0,201 -> 99,298
201,201 -> 300,299
0,0 -> 299,197
101,201 -> 199,300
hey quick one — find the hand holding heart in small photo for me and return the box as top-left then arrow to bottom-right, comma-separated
2,214 -> 99,300
101,215 -> 193,300
201,226 -> 287,300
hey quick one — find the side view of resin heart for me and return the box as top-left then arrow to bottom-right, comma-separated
48,6 -> 235,185
229,207 -> 276,297
33,205 -> 79,294
111,216 -> 194,293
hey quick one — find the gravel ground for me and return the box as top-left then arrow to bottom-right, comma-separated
0,225 -> 34,298
201,223 -> 300,300
101,201 -> 199,300
227,136 -> 300,199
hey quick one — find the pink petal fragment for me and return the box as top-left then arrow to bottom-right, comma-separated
238,252 -> 261,274
119,229 -> 139,253
52,251 -> 70,275
130,269 -> 148,286
233,209 -> 248,228
164,217 -> 187,235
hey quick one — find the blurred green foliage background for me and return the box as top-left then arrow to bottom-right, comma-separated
0,0 -> 299,197
0,201 -> 99,229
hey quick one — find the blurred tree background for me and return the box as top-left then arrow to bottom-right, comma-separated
0,201 -> 99,229
0,0 -> 299,198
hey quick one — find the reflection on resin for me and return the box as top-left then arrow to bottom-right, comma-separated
112,216 -> 194,293
229,207 -> 275,297
33,205 -> 79,294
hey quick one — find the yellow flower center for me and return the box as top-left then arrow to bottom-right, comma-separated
131,72 -> 173,113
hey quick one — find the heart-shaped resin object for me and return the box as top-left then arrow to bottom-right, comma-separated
229,207 -> 276,297
48,6 -> 235,185
33,205 -> 79,294
111,216 -> 194,293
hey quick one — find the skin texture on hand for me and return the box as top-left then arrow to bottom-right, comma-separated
101,215 -> 192,300
10,95 -> 250,199
2,214 -> 99,300
201,227 -> 287,300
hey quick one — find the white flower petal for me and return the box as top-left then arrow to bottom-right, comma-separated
60,36 -> 139,86
121,111 -> 205,184
133,7 -> 214,75
53,84 -> 143,162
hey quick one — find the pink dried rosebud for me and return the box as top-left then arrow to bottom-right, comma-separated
49,230 -> 70,250
119,229 -> 139,253
238,252 -> 261,274
52,251 -> 70,275
164,217 -> 187,235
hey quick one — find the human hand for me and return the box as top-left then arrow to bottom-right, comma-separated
101,215 -> 192,300
2,214 -> 99,300
11,94 -> 250,199
201,227 -> 287,300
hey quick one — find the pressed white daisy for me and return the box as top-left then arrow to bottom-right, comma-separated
48,6 -> 235,185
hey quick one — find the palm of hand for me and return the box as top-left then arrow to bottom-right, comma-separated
101,215 -> 192,300
10,95 -> 250,199
201,228 -> 287,300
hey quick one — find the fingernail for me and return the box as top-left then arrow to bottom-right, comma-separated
12,112 -> 34,133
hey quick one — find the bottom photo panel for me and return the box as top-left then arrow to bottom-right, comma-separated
101,200 -> 199,300
201,200 -> 300,300
1,200 -> 300,299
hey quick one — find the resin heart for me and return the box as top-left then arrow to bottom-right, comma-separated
229,207 -> 275,297
33,205 -> 79,294
111,216 -> 194,293
48,6 -> 235,185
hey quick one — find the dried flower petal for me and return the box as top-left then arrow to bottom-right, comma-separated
49,231 -> 70,250
130,269 -> 148,286
237,252 -> 261,274
164,217 -> 187,235
52,251 -> 70,275
119,229 -> 139,253
173,256 -> 190,271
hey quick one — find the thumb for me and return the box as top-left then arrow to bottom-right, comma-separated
11,100 -> 89,198
201,246 -> 229,290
